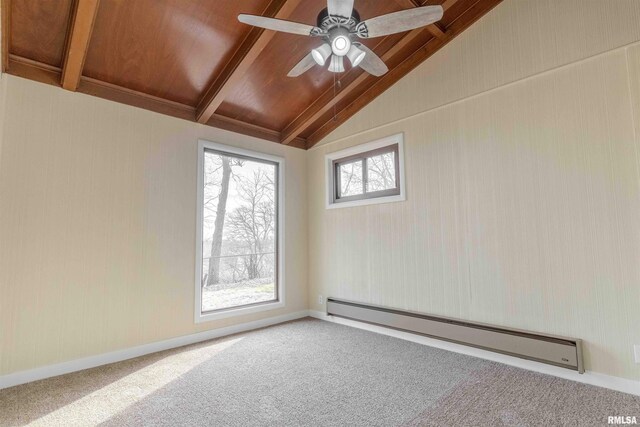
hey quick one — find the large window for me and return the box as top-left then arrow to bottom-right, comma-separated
326,133 -> 405,209
196,141 -> 284,322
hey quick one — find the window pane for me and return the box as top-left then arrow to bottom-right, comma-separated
201,151 -> 277,312
366,151 -> 396,193
339,160 -> 363,197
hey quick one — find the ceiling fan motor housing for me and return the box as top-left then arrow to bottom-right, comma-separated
316,7 -> 360,31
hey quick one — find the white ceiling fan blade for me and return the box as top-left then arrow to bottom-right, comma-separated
327,0 -> 354,19
238,14 -> 323,37
355,6 -> 444,38
288,52 -> 317,77
355,44 -> 388,76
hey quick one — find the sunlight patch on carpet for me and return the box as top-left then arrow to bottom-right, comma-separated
28,337 -> 243,426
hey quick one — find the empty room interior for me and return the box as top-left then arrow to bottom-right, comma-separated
1,0 -> 640,425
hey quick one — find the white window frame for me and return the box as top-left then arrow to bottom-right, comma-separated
325,133 -> 406,209
195,140 -> 285,323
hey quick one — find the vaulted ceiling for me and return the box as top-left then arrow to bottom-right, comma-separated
1,0 -> 501,149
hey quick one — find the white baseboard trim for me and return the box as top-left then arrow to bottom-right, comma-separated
309,310 -> 640,397
0,310 -> 309,390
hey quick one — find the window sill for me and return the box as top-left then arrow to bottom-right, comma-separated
194,300 -> 285,323
326,193 -> 406,210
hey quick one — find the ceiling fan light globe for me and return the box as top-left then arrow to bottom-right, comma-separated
346,45 -> 366,67
331,35 -> 351,56
311,43 -> 332,66
311,50 -> 324,65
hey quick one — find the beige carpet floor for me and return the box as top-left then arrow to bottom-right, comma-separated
1,318 -> 638,426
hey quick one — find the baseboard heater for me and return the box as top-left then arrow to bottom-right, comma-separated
326,298 -> 584,373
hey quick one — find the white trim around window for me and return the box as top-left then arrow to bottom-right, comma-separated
325,133 -> 406,209
195,140 -> 285,323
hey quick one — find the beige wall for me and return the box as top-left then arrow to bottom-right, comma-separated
308,0 -> 640,381
0,75 -> 307,375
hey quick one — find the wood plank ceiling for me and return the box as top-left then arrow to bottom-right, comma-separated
1,0 -> 502,149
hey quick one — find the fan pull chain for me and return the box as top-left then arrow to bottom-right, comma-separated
333,72 -> 342,122
333,72 -> 336,121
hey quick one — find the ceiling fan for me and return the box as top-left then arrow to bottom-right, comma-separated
238,0 -> 443,77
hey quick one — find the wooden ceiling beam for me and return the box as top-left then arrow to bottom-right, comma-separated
426,23 -> 446,39
195,0 -> 302,124
61,0 -> 100,91
7,54 -> 60,86
280,0 -> 459,146
1,0 -> 10,72
395,0 -> 421,7
207,114 -> 307,149
306,0 -> 503,148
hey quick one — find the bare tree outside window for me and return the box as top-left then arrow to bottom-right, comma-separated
366,151 -> 396,192
227,169 -> 276,281
201,150 -> 278,312
339,160 -> 364,197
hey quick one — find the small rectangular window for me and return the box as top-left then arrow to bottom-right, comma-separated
196,141 -> 284,322
326,134 -> 405,209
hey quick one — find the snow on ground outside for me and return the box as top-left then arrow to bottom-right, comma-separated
202,278 -> 275,311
